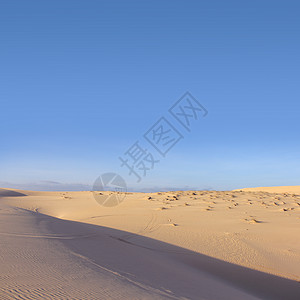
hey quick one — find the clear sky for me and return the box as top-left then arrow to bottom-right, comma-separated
1,0 -> 299,191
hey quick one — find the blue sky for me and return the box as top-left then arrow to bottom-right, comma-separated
1,0 -> 299,191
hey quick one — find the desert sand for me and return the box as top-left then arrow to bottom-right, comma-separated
0,186 -> 300,299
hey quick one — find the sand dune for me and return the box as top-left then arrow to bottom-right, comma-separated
0,187 -> 300,299
237,185 -> 300,194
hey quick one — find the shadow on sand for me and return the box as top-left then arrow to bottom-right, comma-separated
0,188 -> 27,198
28,210 -> 300,300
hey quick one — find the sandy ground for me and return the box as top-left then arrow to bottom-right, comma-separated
0,187 -> 300,299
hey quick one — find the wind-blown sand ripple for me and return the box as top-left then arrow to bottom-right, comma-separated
1,187 -> 300,299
